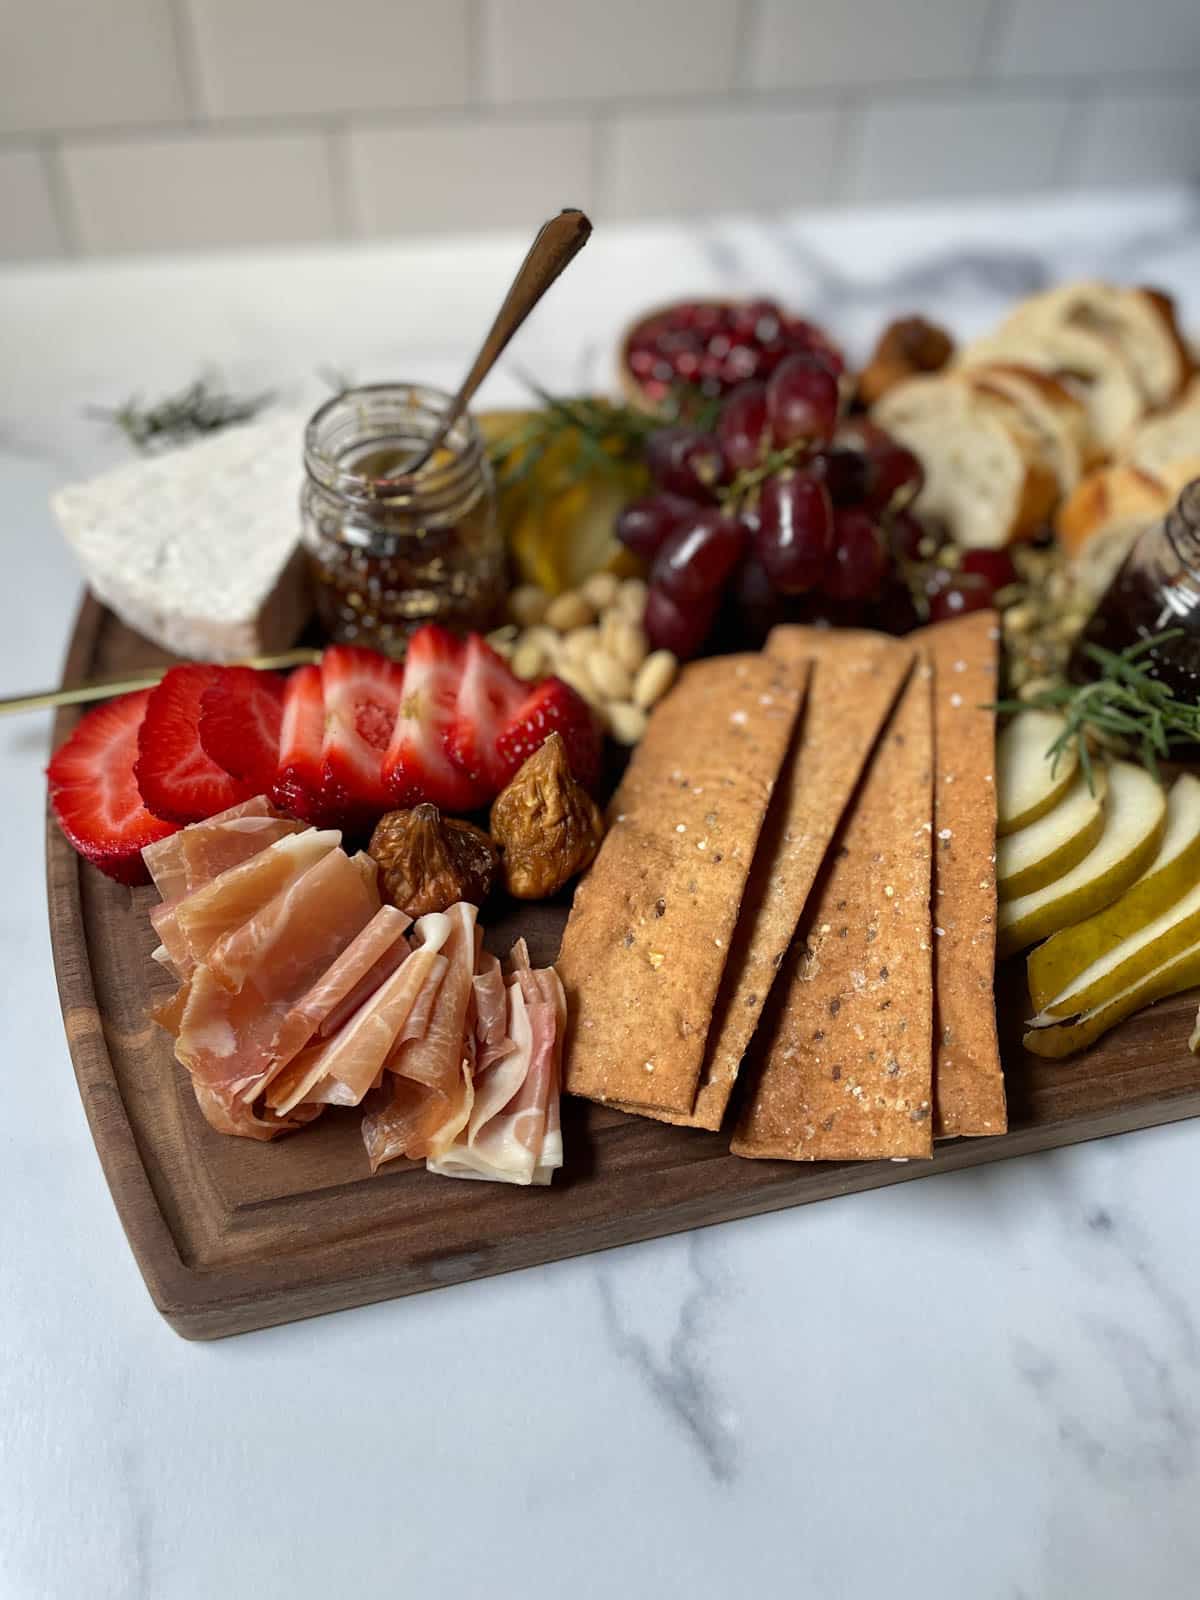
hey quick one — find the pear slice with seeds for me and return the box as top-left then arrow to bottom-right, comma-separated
997,764 -> 1108,901
997,761 -> 1165,959
996,710 -> 1078,836
1028,773 -> 1200,1011
1024,939 -> 1200,1058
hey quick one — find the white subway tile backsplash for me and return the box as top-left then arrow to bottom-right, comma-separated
993,0 -> 1200,77
62,132 -> 338,256
608,105 -> 841,219
0,150 -> 63,261
185,0 -> 469,118
844,95 -> 1073,206
0,0 -> 186,135
746,0 -> 993,91
482,0 -> 740,103
1071,93 -> 1200,187
346,119 -> 594,238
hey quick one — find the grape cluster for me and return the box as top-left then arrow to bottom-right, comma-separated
616,351 -> 1013,660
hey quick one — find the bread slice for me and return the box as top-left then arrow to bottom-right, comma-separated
957,325 -> 1144,455
962,363 -> 1091,492
1117,386 -> 1200,478
1001,281 -> 1190,410
1056,456 -> 1200,602
873,373 -> 1058,549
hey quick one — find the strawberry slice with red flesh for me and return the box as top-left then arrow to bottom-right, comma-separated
270,663 -> 333,824
320,644 -> 406,819
447,633 -> 528,793
135,665 -> 255,824
382,624 -> 489,811
493,676 -> 602,792
198,668 -> 286,794
48,690 -> 179,884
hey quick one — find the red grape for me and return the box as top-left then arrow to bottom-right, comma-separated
811,447 -> 871,506
615,493 -> 697,562
959,548 -> 1017,593
755,472 -> 834,594
624,300 -> 845,404
765,353 -> 839,447
718,382 -> 770,472
650,510 -> 747,603
927,570 -> 993,623
887,509 -> 926,562
825,508 -> 889,602
644,585 -> 718,660
645,427 -> 724,500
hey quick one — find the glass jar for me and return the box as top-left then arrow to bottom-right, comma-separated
301,383 -> 504,655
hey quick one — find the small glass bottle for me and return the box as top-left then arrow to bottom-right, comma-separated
301,383 -> 504,655
1071,478 -> 1200,702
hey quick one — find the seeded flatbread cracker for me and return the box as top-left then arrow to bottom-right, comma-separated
608,628 -> 913,1131
559,654 -> 803,1115
915,611 -> 1006,1138
732,658 -> 935,1161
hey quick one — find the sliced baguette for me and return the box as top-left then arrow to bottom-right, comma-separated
1117,387 -> 1200,477
873,373 -> 1058,549
1057,455 -> 1200,602
962,362 -> 1091,492
1002,281 -> 1190,410
957,325 -> 1144,455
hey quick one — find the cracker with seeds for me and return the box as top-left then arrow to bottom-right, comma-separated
915,611 -> 1006,1138
559,654 -> 803,1115
609,628 -> 913,1131
732,657 -> 935,1161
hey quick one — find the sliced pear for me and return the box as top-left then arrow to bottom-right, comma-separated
997,764 -> 1108,900
996,711 -> 1079,835
997,761 -> 1166,958
1024,939 -> 1200,1058
1028,773 -> 1200,1010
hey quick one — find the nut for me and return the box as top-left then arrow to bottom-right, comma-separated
561,624 -> 601,665
369,804 -> 499,917
632,649 -> 678,710
511,637 -> 548,680
545,590 -> 594,632
490,732 -> 605,899
520,624 -> 561,662
555,660 -> 604,710
508,584 -> 549,628
581,571 -> 620,611
616,577 -> 648,622
586,648 -> 633,702
606,617 -> 649,675
858,315 -> 955,407
606,701 -> 648,746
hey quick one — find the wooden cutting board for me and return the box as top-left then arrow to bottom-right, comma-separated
47,594 -> 1200,1340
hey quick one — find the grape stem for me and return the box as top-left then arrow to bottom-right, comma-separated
718,442 -> 809,509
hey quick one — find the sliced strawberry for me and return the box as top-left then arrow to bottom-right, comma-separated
447,634 -> 528,792
48,690 -> 179,884
382,624 -> 488,811
270,664 -> 332,824
320,644 -> 406,819
198,668 -> 286,793
493,677 -> 602,792
135,665 -> 254,824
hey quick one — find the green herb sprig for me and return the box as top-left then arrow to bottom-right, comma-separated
995,629 -> 1200,788
88,376 -> 275,453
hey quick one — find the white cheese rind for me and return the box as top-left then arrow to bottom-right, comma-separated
53,410 -> 313,662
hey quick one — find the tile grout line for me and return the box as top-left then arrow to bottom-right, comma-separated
973,0 -> 1015,78
1053,83 -> 1096,191
588,113 -> 613,220
40,138 -> 83,258
465,0 -> 487,106
164,0 -> 208,124
732,0 -> 761,91
324,119 -> 356,241
826,94 -> 865,209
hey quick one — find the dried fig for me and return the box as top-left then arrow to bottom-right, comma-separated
490,732 -> 604,900
858,315 -> 954,407
369,804 -> 498,916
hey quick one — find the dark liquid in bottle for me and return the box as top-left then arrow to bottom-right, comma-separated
1070,480 -> 1200,734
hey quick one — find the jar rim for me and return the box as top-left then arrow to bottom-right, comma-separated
303,381 -> 487,512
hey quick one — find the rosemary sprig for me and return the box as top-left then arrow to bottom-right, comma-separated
88,376 -> 275,453
994,630 -> 1200,786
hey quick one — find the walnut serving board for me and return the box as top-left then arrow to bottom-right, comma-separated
47,595 -> 1200,1340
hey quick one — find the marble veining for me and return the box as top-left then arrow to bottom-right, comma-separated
3,188 -> 1200,1600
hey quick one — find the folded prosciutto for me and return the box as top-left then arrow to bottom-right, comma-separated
144,802 -> 567,1180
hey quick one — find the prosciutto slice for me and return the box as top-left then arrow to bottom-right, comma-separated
142,796 -> 306,899
361,903 -> 478,1170
192,1081 -> 323,1142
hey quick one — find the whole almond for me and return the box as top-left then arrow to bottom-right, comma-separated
512,638 -> 548,680
521,624 -> 561,661
556,660 -> 604,710
507,584 -> 550,627
587,648 -> 633,702
633,649 -> 678,710
545,590 -> 594,632
582,570 -> 620,611
607,701 -> 648,745
607,617 -> 648,674
562,625 -> 601,665
617,577 -> 648,622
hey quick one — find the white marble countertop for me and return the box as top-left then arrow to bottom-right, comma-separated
3,190 -> 1200,1600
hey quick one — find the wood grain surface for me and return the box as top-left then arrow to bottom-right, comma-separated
46,594 -> 1200,1340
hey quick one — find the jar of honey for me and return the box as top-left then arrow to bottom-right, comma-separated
301,383 -> 504,654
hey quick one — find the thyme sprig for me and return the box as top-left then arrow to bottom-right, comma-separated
88,376 -> 275,453
995,630 -> 1200,787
